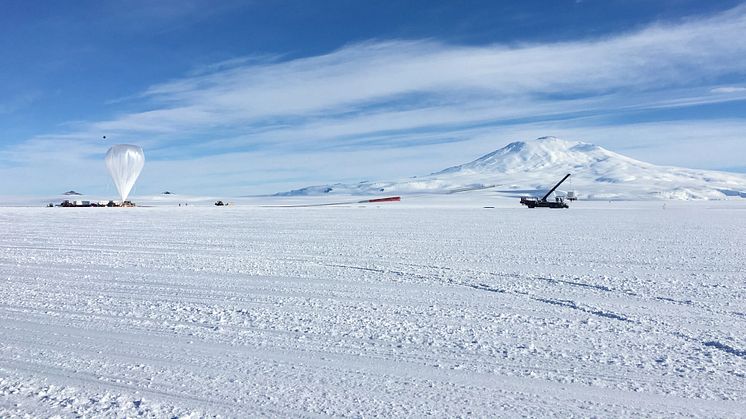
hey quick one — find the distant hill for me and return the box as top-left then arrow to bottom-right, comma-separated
277,137 -> 746,200
62,190 -> 83,196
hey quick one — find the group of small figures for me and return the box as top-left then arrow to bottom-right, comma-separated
50,200 -> 134,208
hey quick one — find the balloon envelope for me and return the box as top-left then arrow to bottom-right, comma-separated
105,144 -> 144,202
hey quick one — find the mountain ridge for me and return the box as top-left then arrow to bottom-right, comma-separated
277,137 -> 746,200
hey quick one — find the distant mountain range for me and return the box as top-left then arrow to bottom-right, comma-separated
277,137 -> 746,200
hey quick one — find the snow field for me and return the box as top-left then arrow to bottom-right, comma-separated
1,202 -> 745,416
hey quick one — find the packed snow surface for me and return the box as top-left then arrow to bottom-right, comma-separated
278,137 -> 746,200
1,199 -> 745,417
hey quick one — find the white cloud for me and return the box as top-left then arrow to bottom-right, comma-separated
3,5 -> 746,195
85,4 -> 746,138
711,86 -> 746,93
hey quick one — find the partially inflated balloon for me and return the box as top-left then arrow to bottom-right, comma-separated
105,144 -> 144,202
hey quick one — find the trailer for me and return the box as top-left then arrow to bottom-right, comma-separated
520,174 -> 571,208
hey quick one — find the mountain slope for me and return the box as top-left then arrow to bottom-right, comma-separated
277,137 -> 746,200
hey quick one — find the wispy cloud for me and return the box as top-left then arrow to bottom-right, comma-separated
711,86 -> 746,93
0,90 -> 42,115
65,4 -> 743,138
3,5 -> 746,195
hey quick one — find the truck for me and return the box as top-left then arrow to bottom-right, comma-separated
520,174 -> 571,208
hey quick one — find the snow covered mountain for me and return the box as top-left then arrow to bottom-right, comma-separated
277,137 -> 746,200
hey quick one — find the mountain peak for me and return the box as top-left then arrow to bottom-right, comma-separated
516,136 -> 595,151
527,136 -> 571,143
436,137 -> 612,175
277,137 -> 746,200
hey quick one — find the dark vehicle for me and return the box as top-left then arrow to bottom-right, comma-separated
215,200 -> 225,206
520,174 -> 571,209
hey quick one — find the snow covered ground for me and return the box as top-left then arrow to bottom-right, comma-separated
1,198 -> 745,417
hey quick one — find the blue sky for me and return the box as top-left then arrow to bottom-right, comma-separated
1,0 -> 746,195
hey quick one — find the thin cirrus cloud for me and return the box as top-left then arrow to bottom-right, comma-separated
2,4 -> 746,195
711,86 -> 746,93
98,5 -> 746,140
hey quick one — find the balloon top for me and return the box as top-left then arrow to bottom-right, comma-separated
107,144 -> 143,152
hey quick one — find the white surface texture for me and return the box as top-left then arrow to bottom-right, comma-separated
1,201 -> 745,417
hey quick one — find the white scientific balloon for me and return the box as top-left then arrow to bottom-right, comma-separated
105,144 -> 145,202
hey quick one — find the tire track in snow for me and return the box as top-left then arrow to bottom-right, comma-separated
3,205 -> 745,416
463,275 -> 746,364
319,263 -> 746,364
